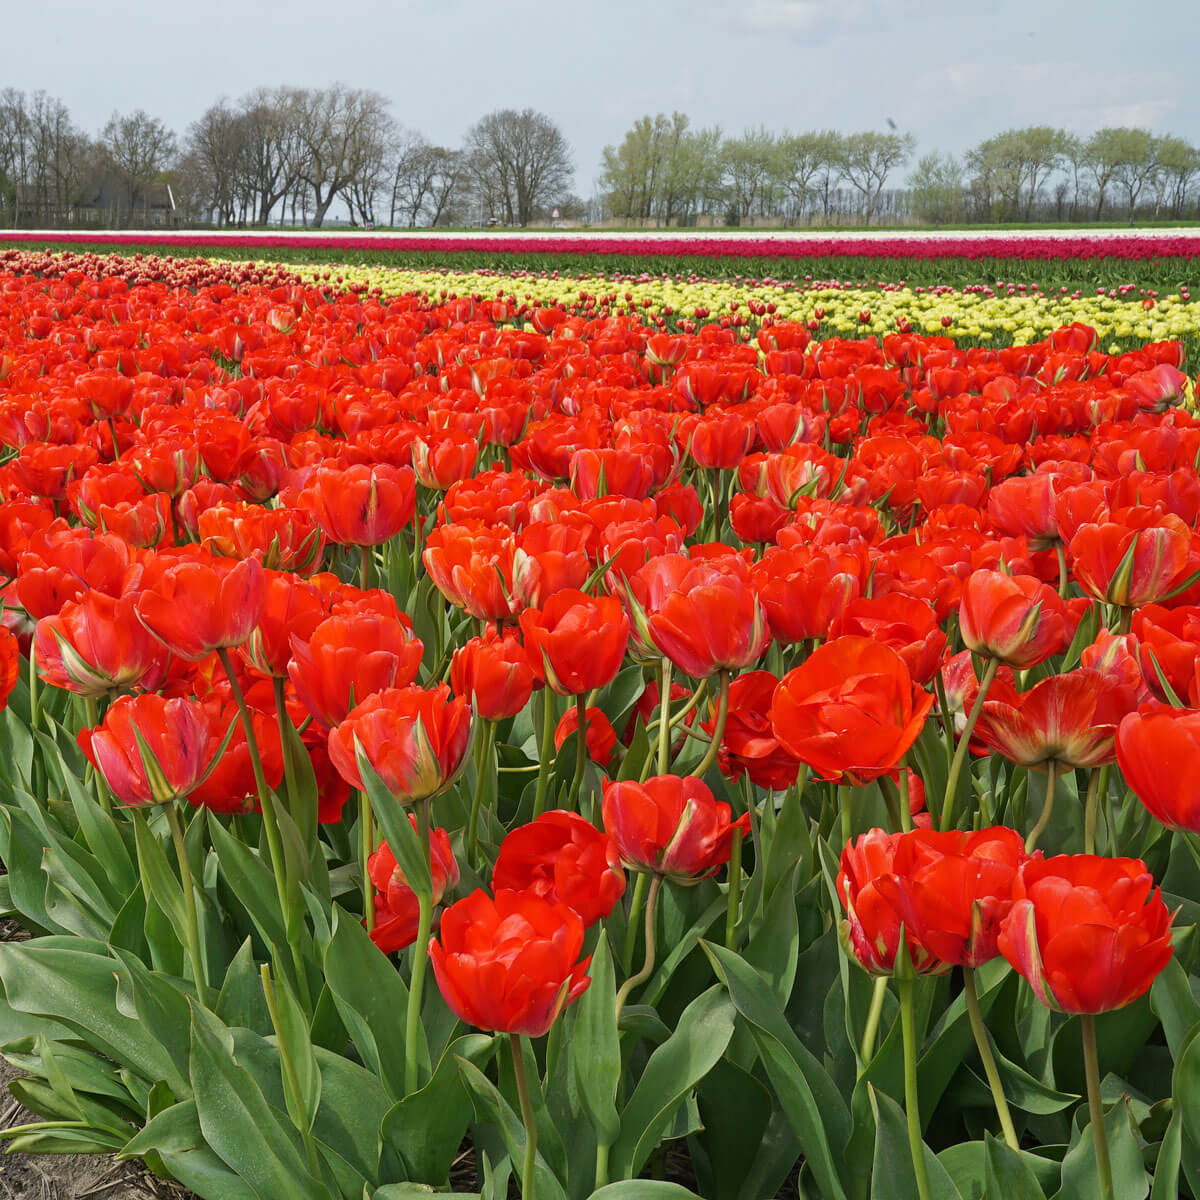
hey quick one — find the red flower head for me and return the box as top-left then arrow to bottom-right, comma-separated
601,774 -> 750,883
430,889 -> 591,1036
770,637 -> 933,786
998,854 -> 1173,1013
35,591 -> 169,698
135,555 -> 266,661
79,693 -> 215,808
520,589 -> 629,696
0,627 -> 18,712
750,544 -> 865,644
704,669 -> 801,791
626,553 -> 770,678
830,594 -> 947,685
1068,508 -> 1193,608
451,627 -> 536,721
493,810 -> 626,926
288,609 -> 423,731
423,524 -> 514,622
296,463 -> 416,546
187,697 -> 284,815
327,684 -> 471,804
241,571 -> 329,680
837,829 -> 945,976
958,570 -> 1070,669
976,668 -> 1137,770
412,431 -> 478,491
1116,705 -> 1200,833
554,705 -> 617,765
873,827 -> 1028,969
368,820 -> 460,953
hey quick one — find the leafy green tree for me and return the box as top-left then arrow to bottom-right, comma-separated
907,151 -> 964,224
841,131 -> 915,222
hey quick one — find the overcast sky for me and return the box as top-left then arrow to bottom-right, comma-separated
14,0 -> 1198,198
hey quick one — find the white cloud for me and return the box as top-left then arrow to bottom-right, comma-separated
713,0 -> 884,38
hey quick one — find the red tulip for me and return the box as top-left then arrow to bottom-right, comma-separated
296,463 -> 416,546
1069,508 -> 1193,607
554,705 -> 617,765
520,589 -> 629,696
770,637 -> 932,786
451,628 -> 536,721
35,591 -> 169,698
601,774 -> 750,883
958,570 -> 1070,669
493,810 -> 626,926
328,684 -> 471,803
1116,705 -> 1200,832
430,889 -> 590,1037
0,626 -> 18,711
873,827 -> 1027,968
368,820 -> 459,953
135,556 -> 266,662
79,693 -> 215,807
830,594 -> 947,685
704,669 -> 801,791
837,830 -> 944,976
998,854 -> 1173,1013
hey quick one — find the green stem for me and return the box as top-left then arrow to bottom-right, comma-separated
594,1140 -> 610,1191
568,693 -> 588,812
725,829 -> 743,949
404,798 -> 434,1096
468,720 -> 495,866
165,803 -> 210,1006
1026,760 -> 1056,854
860,974 -> 888,1064
1084,765 -> 1107,856
261,964 -> 321,1177
509,1033 -> 538,1200
83,695 -> 112,815
840,783 -> 854,847
899,977 -> 933,1200
896,759 -> 913,833
217,647 -> 310,1009
359,543 -> 374,592
621,871 -> 650,977
532,689 -> 555,820
657,657 -> 673,775
361,793 -> 376,933
691,670 -> 730,779
615,874 -> 663,1024
1081,1014 -> 1114,1200
1055,541 -> 1070,601
940,657 -> 999,830
964,967 -> 1019,1150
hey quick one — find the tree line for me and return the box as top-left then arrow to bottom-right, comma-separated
0,87 -> 1196,229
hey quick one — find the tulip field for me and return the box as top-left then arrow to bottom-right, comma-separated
1,236 -> 1200,1200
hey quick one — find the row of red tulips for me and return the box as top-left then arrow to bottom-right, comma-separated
1,258 -> 1200,1199
3,228 -> 1200,261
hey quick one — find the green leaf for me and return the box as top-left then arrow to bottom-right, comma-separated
983,1134 -> 1047,1200
610,984 -> 736,1181
216,938 -> 273,1035
701,940 -> 849,1200
1054,1096 -> 1148,1200
742,862 -> 801,1005
265,961 -> 322,1135
572,930 -> 621,1145
693,1058 -> 774,1200
456,1056 -> 568,1200
381,1034 -> 494,1185
1150,956 -> 1200,1061
1150,1104 -> 1182,1200
591,1185 -> 705,1199
869,1085 -> 964,1200
0,939 -> 188,1096
120,1100 -> 260,1200
321,905 -> 411,1099
188,1000 -> 334,1199
208,809 -> 288,949
373,1186 -> 479,1200
109,947 -> 193,1085
357,750 -> 431,896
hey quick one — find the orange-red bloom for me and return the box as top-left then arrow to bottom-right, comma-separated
493,810 -> 626,926
704,669 -> 801,791
998,854 -> 1173,1013
296,463 -> 416,546
601,774 -> 750,883
430,888 -> 591,1036
770,637 -> 933,785
368,820 -> 459,953
554,705 -> 617,765
1068,508 -> 1193,607
520,589 -> 629,696
958,569 -> 1070,669
451,628 -> 536,721
0,626 -> 18,711
1116,705 -> 1200,832
327,684 -> 471,803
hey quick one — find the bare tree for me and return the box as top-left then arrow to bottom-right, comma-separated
841,131 -> 915,222
291,85 -> 394,227
186,100 -> 247,225
464,108 -> 573,226
235,88 -> 306,226
101,109 -> 177,225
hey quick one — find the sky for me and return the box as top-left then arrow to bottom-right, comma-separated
12,0 -> 1198,202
